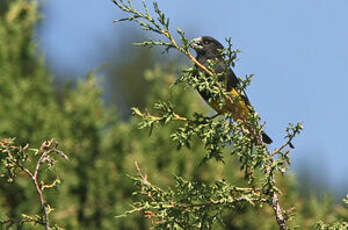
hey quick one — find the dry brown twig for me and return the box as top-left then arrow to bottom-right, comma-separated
2,139 -> 68,230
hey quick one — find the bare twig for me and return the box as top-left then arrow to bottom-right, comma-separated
32,140 -> 68,230
272,135 -> 295,156
264,159 -> 287,229
133,110 -> 188,122
272,192 -> 287,230
160,30 -> 215,77
134,161 -> 148,183
1,139 -> 68,230
272,123 -> 302,156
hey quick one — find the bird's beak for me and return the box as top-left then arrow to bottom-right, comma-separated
190,37 -> 203,50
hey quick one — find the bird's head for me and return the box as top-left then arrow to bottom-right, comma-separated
190,36 -> 224,58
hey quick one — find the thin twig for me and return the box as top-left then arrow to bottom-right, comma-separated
32,144 -> 68,230
134,161 -> 148,183
3,140 -> 68,230
161,30 -> 214,77
272,192 -> 287,230
271,134 -> 296,156
134,161 -> 155,201
264,159 -> 287,229
7,151 -> 34,178
33,149 -> 52,230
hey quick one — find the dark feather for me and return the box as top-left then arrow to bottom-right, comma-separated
192,35 -> 273,145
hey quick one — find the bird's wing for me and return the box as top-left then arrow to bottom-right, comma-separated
215,61 -> 252,107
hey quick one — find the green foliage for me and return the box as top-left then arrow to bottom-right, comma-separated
119,168 -> 266,229
0,0 -> 347,230
112,0 -> 348,229
0,0 -> 59,146
112,1 -> 299,229
313,221 -> 348,230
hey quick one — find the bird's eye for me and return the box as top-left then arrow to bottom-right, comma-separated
203,40 -> 209,45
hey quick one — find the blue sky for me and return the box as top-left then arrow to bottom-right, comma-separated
37,0 -> 348,196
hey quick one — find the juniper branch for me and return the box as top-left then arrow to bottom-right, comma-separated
112,1 -> 303,229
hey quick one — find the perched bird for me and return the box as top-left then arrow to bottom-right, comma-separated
190,36 -> 273,145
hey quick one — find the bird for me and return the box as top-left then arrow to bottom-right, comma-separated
190,35 -> 273,146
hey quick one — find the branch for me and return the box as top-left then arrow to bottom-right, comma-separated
264,151 -> 289,229
32,140 -> 68,230
160,30 -> 214,77
132,108 -> 188,122
0,138 -> 68,230
133,162 -> 265,209
112,2 -> 303,229
272,122 -> 303,156
272,192 -> 287,230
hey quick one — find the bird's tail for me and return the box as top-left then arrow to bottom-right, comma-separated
261,131 -> 295,148
261,131 -> 273,144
